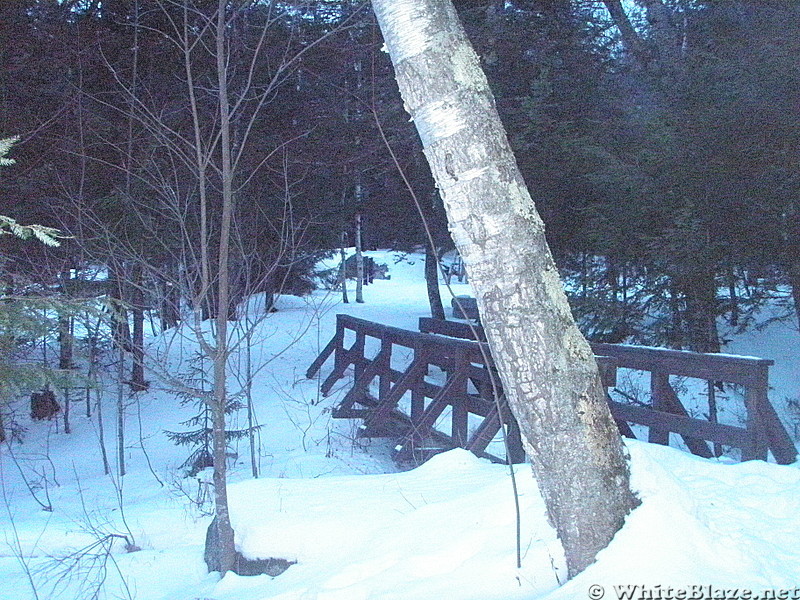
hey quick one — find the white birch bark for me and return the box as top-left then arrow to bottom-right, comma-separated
372,0 -> 639,578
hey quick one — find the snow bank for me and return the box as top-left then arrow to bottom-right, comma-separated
3,250 -> 800,600
547,440 -> 800,599
201,441 -> 800,600
221,448 -> 564,600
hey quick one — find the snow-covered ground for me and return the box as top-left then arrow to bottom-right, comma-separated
1,250 -> 798,600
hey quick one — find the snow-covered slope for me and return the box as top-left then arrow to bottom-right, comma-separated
1,250 -> 798,600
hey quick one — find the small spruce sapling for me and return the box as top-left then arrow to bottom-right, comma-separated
165,351 -> 255,476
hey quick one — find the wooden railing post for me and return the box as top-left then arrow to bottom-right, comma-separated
649,372 -> 671,446
353,331 -> 366,380
743,367 -> 769,461
451,349 -> 469,447
403,342 -> 429,462
378,338 -> 393,402
410,360 -> 426,424
319,317 -> 349,395
331,315 -> 346,375
306,315 -> 344,380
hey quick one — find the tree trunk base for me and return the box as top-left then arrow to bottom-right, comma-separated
204,517 -> 295,577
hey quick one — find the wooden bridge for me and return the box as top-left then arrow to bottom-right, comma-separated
307,315 -> 797,466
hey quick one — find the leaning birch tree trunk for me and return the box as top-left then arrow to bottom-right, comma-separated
372,0 -> 638,578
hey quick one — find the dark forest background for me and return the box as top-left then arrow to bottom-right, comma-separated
2,0 -> 799,359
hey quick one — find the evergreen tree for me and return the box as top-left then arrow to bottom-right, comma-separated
165,352 -> 255,477
0,136 -> 68,442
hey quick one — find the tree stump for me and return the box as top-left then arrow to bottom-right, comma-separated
30,389 -> 61,420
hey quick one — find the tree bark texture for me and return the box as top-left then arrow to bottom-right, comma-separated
117,346 -> 126,476
210,0 -> 236,574
339,234 -> 349,304
425,243 -> 446,320
109,265 -> 132,352
372,0 -> 639,578
130,263 -> 147,391
681,277 -> 720,353
58,270 -> 74,372
355,209 -> 365,303
790,264 -> 800,331
602,0 -> 650,66
637,0 -> 680,64
160,264 -> 181,331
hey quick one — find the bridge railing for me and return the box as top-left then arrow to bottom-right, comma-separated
308,315 -> 617,465
307,314 -> 527,464
418,317 -> 796,464
308,315 -> 796,465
